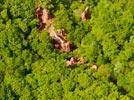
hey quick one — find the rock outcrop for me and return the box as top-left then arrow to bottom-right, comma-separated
36,7 -> 74,52
81,7 -> 91,21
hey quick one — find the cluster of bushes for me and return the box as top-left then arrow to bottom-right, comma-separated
0,0 -> 133,99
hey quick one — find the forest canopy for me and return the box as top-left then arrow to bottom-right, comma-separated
0,0 -> 134,100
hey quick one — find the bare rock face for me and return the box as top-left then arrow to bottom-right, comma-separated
47,25 -> 73,52
92,64 -> 98,70
60,41 -> 73,52
66,57 -> 85,67
81,7 -> 91,21
53,40 -> 73,52
35,7 -> 43,18
66,57 -> 77,67
36,7 -> 53,30
36,7 -> 45,30
57,29 -> 67,39
41,9 -> 49,23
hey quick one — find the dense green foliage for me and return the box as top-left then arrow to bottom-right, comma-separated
0,0 -> 134,99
